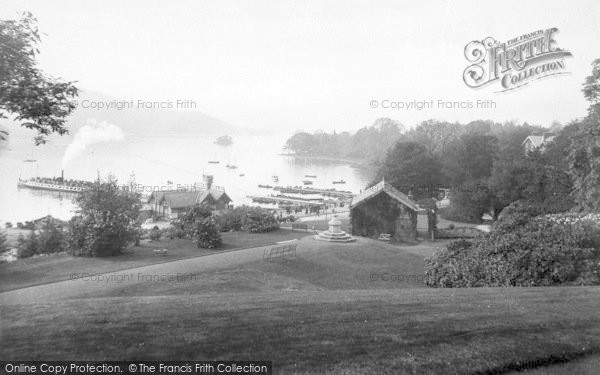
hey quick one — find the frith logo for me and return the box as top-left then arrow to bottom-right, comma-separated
463,28 -> 572,92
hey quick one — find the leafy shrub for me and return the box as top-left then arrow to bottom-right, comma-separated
4,222 -> 12,229
0,230 -> 8,252
149,225 -> 161,241
215,207 -> 244,231
246,208 -> 279,233
279,215 -> 296,223
16,221 -> 66,258
440,181 -> 493,224
17,231 -> 39,258
37,220 -> 65,254
195,217 -> 222,248
171,204 -> 213,236
68,179 -> 141,257
425,212 -> 600,287
215,206 -> 279,233
166,226 -> 186,239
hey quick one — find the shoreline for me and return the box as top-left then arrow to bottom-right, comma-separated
278,153 -> 368,167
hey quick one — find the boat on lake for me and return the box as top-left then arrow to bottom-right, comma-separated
332,180 -> 346,184
208,160 -> 220,164
18,171 -> 92,193
214,135 -> 233,146
305,174 -> 317,178
302,180 -> 314,185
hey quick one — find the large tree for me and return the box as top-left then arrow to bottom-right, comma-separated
406,120 -> 463,157
443,132 -> 499,186
376,141 -> 442,199
0,12 -> 78,144
68,178 -> 141,257
568,59 -> 600,211
489,151 -> 574,215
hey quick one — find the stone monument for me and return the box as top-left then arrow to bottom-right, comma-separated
314,214 -> 354,242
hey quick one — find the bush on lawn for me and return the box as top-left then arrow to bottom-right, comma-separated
215,206 -> 245,231
68,179 -> 141,257
149,225 -> 161,241
215,205 -> 280,233
37,220 -> 66,254
194,217 -> 222,249
171,204 -> 213,237
0,229 -> 9,253
246,207 -> 280,233
425,206 -> 600,287
17,231 -> 39,258
166,226 -> 186,239
16,220 -> 66,258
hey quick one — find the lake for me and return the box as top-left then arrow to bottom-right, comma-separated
0,133 -> 374,224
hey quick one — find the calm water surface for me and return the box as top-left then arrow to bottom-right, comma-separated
0,133 -> 373,223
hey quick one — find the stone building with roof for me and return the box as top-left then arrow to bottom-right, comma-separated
350,180 -> 431,241
148,185 -> 232,219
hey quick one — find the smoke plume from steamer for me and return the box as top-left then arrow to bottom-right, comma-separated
61,119 -> 124,170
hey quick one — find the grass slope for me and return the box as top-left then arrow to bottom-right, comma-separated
2,288 -> 600,374
0,230 -> 304,292
77,237 -> 432,298
2,236 -> 599,373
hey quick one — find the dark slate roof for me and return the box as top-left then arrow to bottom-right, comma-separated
163,191 -> 200,209
350,180 -> 419,211
149,188 -> 232,209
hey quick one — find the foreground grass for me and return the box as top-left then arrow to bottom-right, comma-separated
2,287 -> 600,374
0,230 -> 305,292
76,237 -> 431,298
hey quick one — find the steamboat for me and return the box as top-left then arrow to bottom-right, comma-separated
18,170 -> 92,193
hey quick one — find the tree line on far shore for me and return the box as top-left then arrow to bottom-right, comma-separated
286,58 -> 600,224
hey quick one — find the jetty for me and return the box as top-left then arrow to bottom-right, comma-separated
247,195 -> 325,206
273,186 -> 354,199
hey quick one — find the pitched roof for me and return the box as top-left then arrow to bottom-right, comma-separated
163,191 -> 200,209
149,188 -> 232,209
350,180 -> 420,211
522,134 -> 555,148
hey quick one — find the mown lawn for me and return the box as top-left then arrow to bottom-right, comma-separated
73,237 -> 430,298
0,229 -> 306,292
2,287 -> 600,374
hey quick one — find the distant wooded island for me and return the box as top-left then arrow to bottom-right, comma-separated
284,118 -> 403,164
214,135 -> 233,145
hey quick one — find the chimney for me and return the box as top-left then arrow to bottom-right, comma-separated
61,170 -> 64,182
203,174 -> 213,190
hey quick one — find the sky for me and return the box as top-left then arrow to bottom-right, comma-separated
2,0 -> 600,133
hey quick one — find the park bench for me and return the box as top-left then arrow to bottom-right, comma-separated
153,248 -> 169,256
291,223 -> 309,232
263,240 -> 298,262
378,233 -> 391,241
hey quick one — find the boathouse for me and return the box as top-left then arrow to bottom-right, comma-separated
350,180 -> 429,241
148,186 -> 232,219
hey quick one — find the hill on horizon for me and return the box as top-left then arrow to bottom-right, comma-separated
0,89 -> 262,143
67,90 -> 239,136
